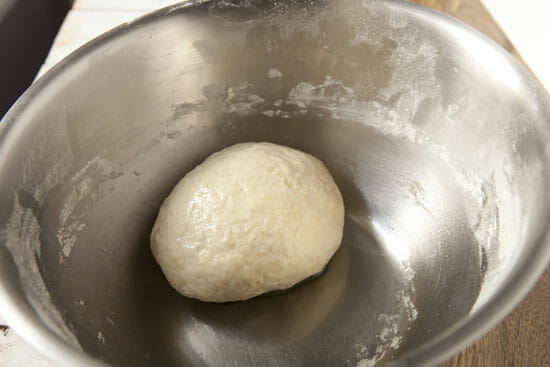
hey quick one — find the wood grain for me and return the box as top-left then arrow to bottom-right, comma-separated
410,1 -> 550,365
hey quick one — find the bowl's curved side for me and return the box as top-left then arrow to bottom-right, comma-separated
381,1 -> 550,365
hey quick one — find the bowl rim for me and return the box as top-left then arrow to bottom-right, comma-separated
0,0 -> 549,366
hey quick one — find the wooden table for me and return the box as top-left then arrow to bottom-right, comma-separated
25,0 -> 550,366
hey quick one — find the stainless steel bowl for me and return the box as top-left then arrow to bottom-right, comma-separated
1,0 -> 549,366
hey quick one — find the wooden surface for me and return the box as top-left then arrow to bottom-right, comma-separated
409,3 -> 550,366
26,0 -> 550,366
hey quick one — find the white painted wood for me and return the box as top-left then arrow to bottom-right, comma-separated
37,9 -> 147,77
481,0 -> 549,91
37,0 -> 184,78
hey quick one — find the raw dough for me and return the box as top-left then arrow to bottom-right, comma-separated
150,142 -> 345,302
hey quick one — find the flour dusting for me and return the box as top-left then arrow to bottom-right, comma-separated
55,155 -> 123,261
4,195 -> 81,349
268,68 -> 282,78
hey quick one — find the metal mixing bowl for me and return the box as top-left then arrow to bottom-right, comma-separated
1,0 -> 550,366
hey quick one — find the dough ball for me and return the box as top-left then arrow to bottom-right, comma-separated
150,142 -> 345,302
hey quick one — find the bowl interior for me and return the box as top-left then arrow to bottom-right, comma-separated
1,1 -> 549,366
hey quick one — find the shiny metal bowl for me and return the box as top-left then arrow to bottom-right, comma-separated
1,0 -> 549,366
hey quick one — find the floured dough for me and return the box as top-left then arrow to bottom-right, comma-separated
150,142 -> 345,302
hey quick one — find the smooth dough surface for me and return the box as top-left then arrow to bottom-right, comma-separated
150,142 -> 345,302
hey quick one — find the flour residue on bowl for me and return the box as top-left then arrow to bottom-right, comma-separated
55,155 -> 123,261
3,194 -> 81,349
356,313 -> 402,367
288,76 -> 354,104
268,68 -> 282,78
354,285 -> 418,367
282,70 -> 508,316
3,148 -> 125,348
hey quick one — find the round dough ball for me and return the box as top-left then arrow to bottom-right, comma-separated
150,142 -> 345,302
